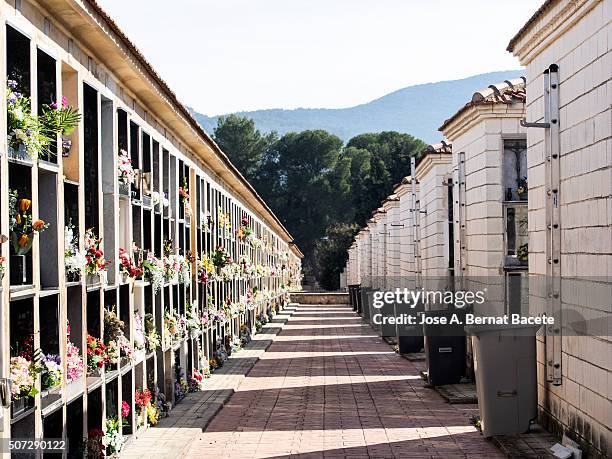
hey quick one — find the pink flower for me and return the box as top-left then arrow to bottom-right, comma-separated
61,95 -> 69,108
121,400 -> 131,418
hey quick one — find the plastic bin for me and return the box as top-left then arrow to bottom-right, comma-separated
466,323 -> 539,437
422,309 -> 466,386
348,285 -> 357,311
360,287 -> 371,321
394,301 -> 423,353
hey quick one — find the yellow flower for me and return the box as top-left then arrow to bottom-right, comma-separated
18,235 -> 30,247
19,199 -> 31,212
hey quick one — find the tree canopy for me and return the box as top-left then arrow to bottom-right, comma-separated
213,114 -> 277,181
211,115 -> 427,285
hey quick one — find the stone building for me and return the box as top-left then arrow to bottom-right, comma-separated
415,142 -> 454,291
508,0 -> 611,455
440,77 -> 528,317
382,195 -> 401,289
0,0 -> 300,447
394,177 -> 419,289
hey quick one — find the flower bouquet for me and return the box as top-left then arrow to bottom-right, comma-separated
135,388 -> 152,427
197,254 -> 215,284
104,416 -> 125,454
104,308 -> 134,366
86,334 -> 108,375
40,354 -> 62,391
118,247 -> 143,280
117,149 -> 136,195
65,221 -> 86,282
211,246 -> 231,274
189,369 -> 205,392
177,254 -> 191,284
84,229 -> 109,284
179,177 -> 191,218
142,252 -> 164,294
39,94 -> 80,157
133,313 -> 146,357
7,80 -> 51,160
9,189 -> 48,284
144,313 -> 160,352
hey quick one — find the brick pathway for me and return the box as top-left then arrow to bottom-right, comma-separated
184,303 -> 504,458
120,306 -> 297,458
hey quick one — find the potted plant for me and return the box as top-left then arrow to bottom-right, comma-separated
6,80 -> 80,161
39,95 -> 80,158
8,189 -> 48,285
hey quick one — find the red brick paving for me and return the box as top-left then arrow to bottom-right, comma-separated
186,303 -> 503,458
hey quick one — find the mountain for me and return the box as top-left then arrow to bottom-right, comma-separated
192,70 -> 523,144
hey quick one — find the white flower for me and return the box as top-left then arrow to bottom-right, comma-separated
13,107 -> 24,121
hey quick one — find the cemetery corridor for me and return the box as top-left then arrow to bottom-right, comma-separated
126,302 -> 504,458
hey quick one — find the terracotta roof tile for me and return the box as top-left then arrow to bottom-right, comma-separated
439,77 -> 526,132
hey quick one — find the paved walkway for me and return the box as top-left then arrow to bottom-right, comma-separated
121,307 -> 297,458
183,303 -> 504,458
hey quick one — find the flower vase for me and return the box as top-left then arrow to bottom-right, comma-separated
11,396 -> 34,419
10,254 -> 29,285
119,182 -> 130,197
86,273 -> 100,287
133,169 -> 141,191
518,191 -> 528,201
66,271 -> 80,283
8,142 -> 29,162
142,172 -> 152,196
61,137 -> 72,157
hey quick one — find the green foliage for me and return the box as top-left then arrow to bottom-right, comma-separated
255,130 -> 345,275
209,115 -> 426,286
213,114 -> 277,181
314,223 -> 359,290
344,132 -> 427,226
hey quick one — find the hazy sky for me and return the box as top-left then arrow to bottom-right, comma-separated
96,0 -> 540,116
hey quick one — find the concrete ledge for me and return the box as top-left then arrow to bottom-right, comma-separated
290,292 -> 349,304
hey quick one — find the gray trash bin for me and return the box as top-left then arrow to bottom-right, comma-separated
394,301 -> 423,353
360,287 -> 371,321
422,309 -> 466,386
466,323 -> 539,437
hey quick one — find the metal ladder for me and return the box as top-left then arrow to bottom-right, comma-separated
453,152 -> 467,291
521,64 -> 562,386
410,157 -> 422,290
